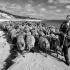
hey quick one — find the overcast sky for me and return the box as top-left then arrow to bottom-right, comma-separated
0,0 -> 70,19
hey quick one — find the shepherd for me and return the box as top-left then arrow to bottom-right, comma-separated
59,15 -> 70,65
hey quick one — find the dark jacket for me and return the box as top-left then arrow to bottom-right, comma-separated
59,21 -> 70,35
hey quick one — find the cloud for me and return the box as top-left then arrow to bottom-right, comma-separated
48,0 -> 54,3
28,0 -> 34,4
0,0 -> 70,20
24,4 -> 35,12
48,0 -> 70,4
20,4 -> 47,17
59,0 -> 70,3
65,5 -> 70,9
40,8 -> 46,11
39,8 -> 47,14
0,2 -> 9,10
20,3 -> 37,16
55,9 -> 62,13
9,3 -> 22,10
37,3 -> 45,8
48,6 -> 57,9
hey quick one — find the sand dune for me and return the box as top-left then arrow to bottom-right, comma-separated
8,53 -> 70,70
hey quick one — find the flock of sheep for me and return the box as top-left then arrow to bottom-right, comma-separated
0,21 -> 60,56
0,20 -> 61,70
